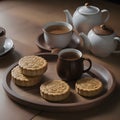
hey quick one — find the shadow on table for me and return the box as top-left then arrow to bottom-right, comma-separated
0,49 -> 21,68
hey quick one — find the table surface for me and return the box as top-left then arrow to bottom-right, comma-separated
0,0 -> 120,120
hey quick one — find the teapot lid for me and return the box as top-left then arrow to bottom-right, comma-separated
93,25 -> 114,35
78,3 -> 99,15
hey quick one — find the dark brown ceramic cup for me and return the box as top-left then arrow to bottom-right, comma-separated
56,48 -> 92,81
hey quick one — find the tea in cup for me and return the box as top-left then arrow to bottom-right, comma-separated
43,21 -> 73,48
0,27 -> 6,52
56,48 -> 92,81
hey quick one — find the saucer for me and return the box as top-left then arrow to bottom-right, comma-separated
36,33 -> 81,51
0,38 -> 14,56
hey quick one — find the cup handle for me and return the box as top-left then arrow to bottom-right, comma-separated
82,58 -> 92,73
112,37 -> 120,53
101,9 -> 110,23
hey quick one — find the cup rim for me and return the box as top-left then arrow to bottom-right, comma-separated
43,21 -> 73,35
58,48 -> 82,60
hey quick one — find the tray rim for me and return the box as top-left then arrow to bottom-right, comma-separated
2,53 -> 116,112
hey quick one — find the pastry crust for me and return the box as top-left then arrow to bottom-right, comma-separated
40,80 -> 70,101
18,55 -> 48,76
75,77 -> 103,97
11,66 -> 41,87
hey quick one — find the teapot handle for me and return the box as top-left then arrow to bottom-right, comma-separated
112,37 -> 120,54
101,9 -> 110,23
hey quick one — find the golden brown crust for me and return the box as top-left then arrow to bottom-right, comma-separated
18,55 -> 48,76
40,80 -> 70,101
11,66 -> 41,87
75,77 -> 103,97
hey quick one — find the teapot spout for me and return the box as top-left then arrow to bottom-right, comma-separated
79,32 -> 91,50
64,9 -> 73,26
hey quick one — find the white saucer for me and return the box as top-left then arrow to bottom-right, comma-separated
36,32 -> 81,51
0,38 -> 14,56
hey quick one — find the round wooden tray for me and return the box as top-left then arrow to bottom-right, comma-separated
2,53 -> 116,112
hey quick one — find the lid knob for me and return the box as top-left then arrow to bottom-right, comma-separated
100,24 -> 107,30
0,27 -> 6,36
85,3 -> 89,7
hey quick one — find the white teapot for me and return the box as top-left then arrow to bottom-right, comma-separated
79,24 -> 120,57
64,3 -> 110,34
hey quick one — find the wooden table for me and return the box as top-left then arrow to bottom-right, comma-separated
0,0 -> 120,120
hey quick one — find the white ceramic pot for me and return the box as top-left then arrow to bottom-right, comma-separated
64,3 -> 110,33
79,25 -> 120,57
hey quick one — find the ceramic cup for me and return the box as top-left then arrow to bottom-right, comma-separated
56,48 -> 92,81
43,21 -> 73,48
0,27 -> 6,52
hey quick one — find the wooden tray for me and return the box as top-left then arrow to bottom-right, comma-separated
2,53 -> 116,112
